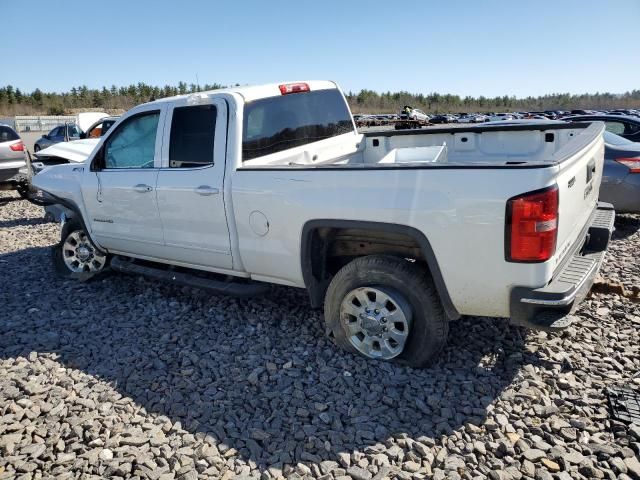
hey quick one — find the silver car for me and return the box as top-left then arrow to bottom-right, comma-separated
0,124 -> 27,185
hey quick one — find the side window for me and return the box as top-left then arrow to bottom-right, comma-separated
49,127 -> 60,137
104,111 -> 160,169
604,121 -> 625,135
169,105 -> 216,168
623,122 -> 640,135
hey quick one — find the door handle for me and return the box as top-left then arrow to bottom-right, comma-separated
194,185 -> 219,196
133,184 -> 154,193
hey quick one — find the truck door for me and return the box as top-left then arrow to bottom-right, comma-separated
81,106 -> 166,257
155,96 -> 233,269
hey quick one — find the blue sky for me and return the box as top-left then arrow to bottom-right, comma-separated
4,0 -> 639,97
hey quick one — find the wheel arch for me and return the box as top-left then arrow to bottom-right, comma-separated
300,219 -> 460,320
47,192 -> 108,255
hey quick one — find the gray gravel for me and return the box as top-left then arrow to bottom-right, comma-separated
1,191 -> 639,480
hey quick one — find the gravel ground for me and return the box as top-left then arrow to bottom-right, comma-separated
1,191 -> 639,480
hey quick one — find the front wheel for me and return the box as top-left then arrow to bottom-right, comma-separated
52,220 -> 109,281
33,145 -> 40,153
324,255 -> 449,367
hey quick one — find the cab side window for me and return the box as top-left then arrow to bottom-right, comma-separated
169,105 -> 217,168
104,112 -> 160,169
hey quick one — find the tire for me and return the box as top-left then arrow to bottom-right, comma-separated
33,145 -> 40,153
52,219 -> 109,281
324,255 -> 449,367
15,177 -> 31,199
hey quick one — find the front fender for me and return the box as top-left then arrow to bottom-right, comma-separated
32,163 -> 106,254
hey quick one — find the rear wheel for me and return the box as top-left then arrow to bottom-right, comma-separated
52,220 -> 109,281
324,255 -> 449,367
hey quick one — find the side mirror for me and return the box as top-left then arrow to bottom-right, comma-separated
79,132 -> 86,139
42,134 -> 48,139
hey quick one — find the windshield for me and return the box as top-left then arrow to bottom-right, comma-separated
603,130 -> 634,146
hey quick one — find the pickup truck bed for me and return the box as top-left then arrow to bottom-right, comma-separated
32,80 -> 613,367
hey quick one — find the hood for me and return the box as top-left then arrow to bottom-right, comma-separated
77,112 -> 109,132
36,138 -> 100,163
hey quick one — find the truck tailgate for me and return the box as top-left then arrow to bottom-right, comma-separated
551,122 -> 605,270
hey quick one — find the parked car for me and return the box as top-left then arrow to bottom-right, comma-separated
429,115 -> 450,124
599,131 -> 640,213
489,113 -> 514,122
456,114 -> 474,123
33,80 -> 613,367
564,114 -> 640,143
33,112 -> 109,152
34,124 -> 82,152
0,124 -> 29,196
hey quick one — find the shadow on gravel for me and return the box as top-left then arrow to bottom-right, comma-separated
0,195 -> 21,207
612,214 -> 640,240
0,245 -> 547,471
0,216 -> 50,228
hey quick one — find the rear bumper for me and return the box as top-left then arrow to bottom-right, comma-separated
509,202 -> 615,330
0,159 -> 27,183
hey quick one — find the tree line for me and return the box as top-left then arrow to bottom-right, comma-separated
1,82 -> 640,116
346,89 -> 640,114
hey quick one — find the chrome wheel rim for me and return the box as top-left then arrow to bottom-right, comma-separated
62,230 -> 107,273
340,286 -> 412,360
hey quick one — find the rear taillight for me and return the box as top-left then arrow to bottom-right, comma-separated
616,157 -> 640,173
279,83 -> 310,95
506,186 -> 559,262
9,141 -> 24,151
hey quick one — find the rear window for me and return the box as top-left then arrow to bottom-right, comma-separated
242,88 -> 354,161
0,126 -> 19,143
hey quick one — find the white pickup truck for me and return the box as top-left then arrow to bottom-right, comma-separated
33,80 -> 615,367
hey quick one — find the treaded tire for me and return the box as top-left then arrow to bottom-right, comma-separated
324,255 -> 449,368
52,219 -> 109,282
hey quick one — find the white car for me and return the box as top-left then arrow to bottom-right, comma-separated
489,113 -> 515,122
456,114 -> 475,123
409,109 -> 429,122
33,80 -> 614,367
399,108 -> 429,123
